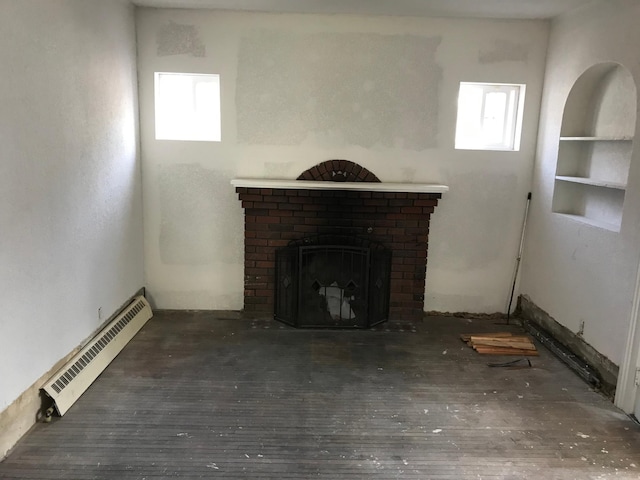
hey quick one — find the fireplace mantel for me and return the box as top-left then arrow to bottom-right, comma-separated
231,178 -> 449,194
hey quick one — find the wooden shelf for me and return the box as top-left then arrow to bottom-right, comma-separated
559,136 -> 633,141
555,175 -> 626,190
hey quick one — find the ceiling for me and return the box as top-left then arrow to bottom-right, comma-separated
131,0 -> 599,20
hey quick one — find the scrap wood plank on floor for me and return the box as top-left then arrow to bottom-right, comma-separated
461,332 -> 539,356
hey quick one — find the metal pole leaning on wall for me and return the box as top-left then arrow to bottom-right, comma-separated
506,192 -> 532,325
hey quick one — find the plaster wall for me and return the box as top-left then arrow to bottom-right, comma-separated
0,0 -> 143,416
136,9 -> 549,313
520,0 -> 640,366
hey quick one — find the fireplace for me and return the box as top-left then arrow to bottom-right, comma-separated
275,234 -> 391,328
232,160 -> 448,324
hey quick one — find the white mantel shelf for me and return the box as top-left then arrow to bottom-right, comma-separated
231,179 -> 449,194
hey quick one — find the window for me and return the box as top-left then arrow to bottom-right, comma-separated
455,82 -> 525,151
154,72 -> 221,141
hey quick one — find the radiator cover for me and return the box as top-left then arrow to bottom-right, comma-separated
42,295 -> 153,416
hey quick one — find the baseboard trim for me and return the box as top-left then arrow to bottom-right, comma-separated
0,288 -> 146,460
518,294 -> 618,397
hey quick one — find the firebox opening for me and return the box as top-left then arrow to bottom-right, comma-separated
275,235 -> 391,329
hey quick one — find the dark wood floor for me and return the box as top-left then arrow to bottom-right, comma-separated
1,311 -> 640,479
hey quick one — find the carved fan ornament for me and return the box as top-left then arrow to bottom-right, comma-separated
297,160 -> 381,183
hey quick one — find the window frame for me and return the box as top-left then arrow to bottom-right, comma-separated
154,72 -> 221,142
454,82 -> 526,152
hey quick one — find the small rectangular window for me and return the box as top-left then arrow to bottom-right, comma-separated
154,72 -> 221,142
455,82 -> 525,151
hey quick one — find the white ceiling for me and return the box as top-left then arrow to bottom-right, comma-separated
131,0 -> 599,20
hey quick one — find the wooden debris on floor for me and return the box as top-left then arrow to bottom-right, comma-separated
461,332 -> 539,356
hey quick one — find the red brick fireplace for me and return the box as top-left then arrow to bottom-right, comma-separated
232,160 -> 447,323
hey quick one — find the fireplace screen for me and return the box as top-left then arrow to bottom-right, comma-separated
275,235 -> 391,328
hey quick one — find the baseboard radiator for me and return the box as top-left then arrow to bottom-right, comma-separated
42,295 -> 153,416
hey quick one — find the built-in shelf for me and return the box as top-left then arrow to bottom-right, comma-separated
555,213 -> 620,232
559,136 -> 633,142
231,178 -> 449,193
555,175 -> 626,190
552,63 -> 636,232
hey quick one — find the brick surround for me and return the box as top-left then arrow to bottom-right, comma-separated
235,185 -> 442,322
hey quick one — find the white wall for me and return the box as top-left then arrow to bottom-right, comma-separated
136,9 -> 549,313
0,0 -> 143,412
520,0 -> 640,366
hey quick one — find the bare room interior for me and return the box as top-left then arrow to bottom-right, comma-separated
2,0 -> 640,478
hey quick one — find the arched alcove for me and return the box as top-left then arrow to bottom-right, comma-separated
552,63 -> 637,231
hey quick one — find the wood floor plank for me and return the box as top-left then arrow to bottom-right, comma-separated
1,312 -> 639,479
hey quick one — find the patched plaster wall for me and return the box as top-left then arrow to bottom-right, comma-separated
157,20 -> 206,57
0,0 -> 143,456
235,31 -> 442,149
520,1 -> 640,366
136,9 -> 549,313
